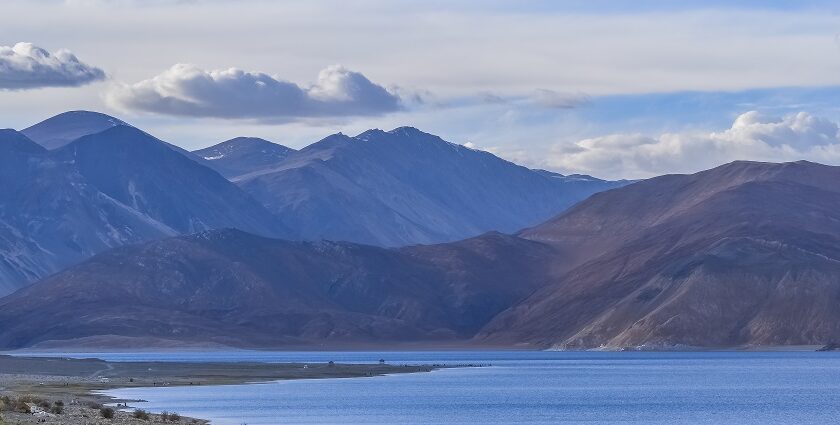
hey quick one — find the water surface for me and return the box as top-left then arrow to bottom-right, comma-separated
93,351 -> 840,424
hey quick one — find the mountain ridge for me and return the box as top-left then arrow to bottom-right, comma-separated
478,160 -> 840,349
234,126 -> 626,246
3,160 -> 840,349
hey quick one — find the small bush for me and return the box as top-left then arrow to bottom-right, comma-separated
100,406 -> 115,419
50,405 -> 64,414
133,409 -> 150,420
54,400 -> 64,407
167,411 -> 181,421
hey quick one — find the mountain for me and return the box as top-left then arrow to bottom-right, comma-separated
236,127 -> 626,247
4,160 -> 839,350
477,160 -> 840,349
193,137 -> 296,179
0,129 -> 173,295
0,120 -> 289,296
21,110 -> 129,150
57,126 -> 286,236
0,229 -> 555,349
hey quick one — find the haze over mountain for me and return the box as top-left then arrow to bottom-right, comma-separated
194,137 -> 296,179
231,127 -> 625,246
0,110 -> 625,296
21,110 -> 129,150
3,160 -> 839,349
0,118 -> 288,296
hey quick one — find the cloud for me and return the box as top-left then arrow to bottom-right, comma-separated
106,64 -> 402,121
0,42 -> 105,90
550,111 -> 840,179
530,89 -> 590,109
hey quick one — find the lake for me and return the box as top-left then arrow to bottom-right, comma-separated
85,351 -> 840,424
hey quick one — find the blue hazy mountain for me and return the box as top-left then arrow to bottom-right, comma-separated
21,110 -> 129,150
194,137 -> 296,179
0,111 -> 624,296
0,118 -> 288,296
232,127 -> 627,246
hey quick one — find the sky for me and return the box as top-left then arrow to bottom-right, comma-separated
2,0 -> 840,179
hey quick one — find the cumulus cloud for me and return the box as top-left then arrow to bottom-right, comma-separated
550,111 -> 840,179
106,64 -> 402,121
0,42 -> 105,90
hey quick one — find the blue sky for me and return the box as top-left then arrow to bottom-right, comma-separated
2,0 -> 840,178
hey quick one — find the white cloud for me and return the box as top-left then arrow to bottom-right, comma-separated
0,42 -> 105,90
550,111 -> 840,179
106,64 -> 401,121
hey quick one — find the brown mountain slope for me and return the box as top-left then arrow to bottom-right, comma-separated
0,230 -> 555,349
477,160 -> 840,349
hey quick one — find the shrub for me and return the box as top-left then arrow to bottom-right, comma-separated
100,406 -> 115,419
167,411 -> 181,421
50,405 -> 64,414
54,400 -> 64,407
133,409 -> 150,420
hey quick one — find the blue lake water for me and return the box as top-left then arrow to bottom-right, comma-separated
45,351 -> 840,424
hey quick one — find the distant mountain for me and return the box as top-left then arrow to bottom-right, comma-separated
193,137 -> 296,179
0,229 -> 555,349
59,126 -> 285,236
21,110 -> 129,150
0,117 -> 289,296
477,160 -> 840,349
0,129 -> 173,295
5,160 -> 840,350
236,127 -> 626,246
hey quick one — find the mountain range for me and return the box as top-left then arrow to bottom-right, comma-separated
0,120 -> 286,295
2,160 -> 840,350
198,126 -> 625,246
0,111 -> 621,296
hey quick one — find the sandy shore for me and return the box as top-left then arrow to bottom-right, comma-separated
0,354 -> 441,424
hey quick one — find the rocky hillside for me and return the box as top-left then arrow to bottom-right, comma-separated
0,229 -> 555,348
478,160 -> 840,349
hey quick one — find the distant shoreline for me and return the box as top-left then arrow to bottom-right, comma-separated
0,354 -> 444,425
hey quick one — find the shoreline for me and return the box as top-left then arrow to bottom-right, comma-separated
0,354 -> 444,424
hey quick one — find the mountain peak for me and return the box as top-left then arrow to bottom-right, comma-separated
354,129 -> 388,141
193,137 -> 296,179
66,124 -> 155,148
300,133 -> 355,152
388,126 -> 430,138
22,110 -> 131,150
195,137 -> 285,159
